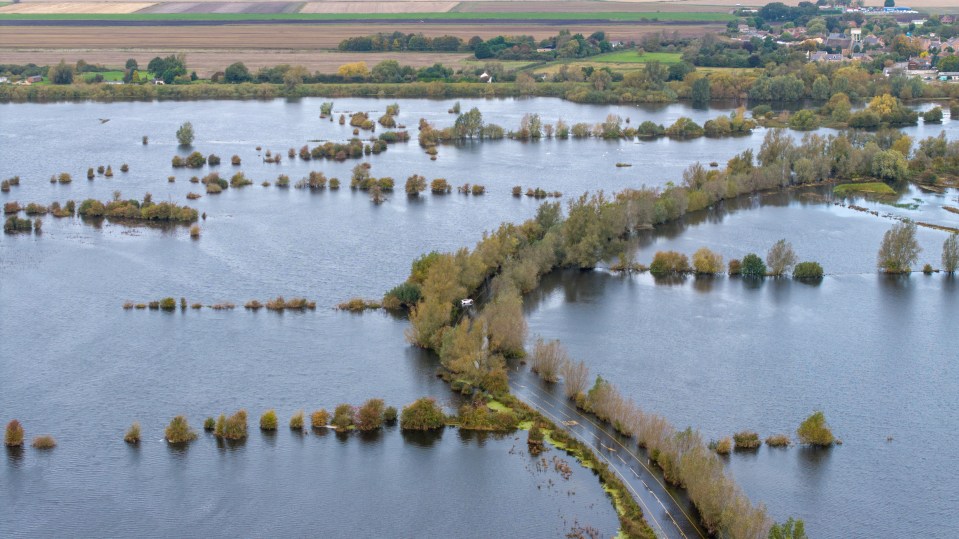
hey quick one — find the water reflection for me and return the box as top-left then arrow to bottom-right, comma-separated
400,428 -> 444,448
5,446 -> 24,467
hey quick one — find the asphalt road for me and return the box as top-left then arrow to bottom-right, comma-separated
509,372 -> 708,539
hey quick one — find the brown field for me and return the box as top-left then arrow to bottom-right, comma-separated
0,48 -> 474,75
300,2 -> 459,13
0,23 -> 716,49
140,2 -> 301,13
456,1 -> 733,13
0,2 -> 154,13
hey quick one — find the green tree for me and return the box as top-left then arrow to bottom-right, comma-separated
811,75 -> 831,101
877,222 -> 920,273
938,55 -> 959,73
740,253 -> 767,277
883,0 -> 894,6
224,62 -> 251,83
797,411 -> 834,446
400,398 -> 446,430
692,247 -> 723,274
692,77 -> 711,106
788,109 -> 820,130
176,122 -> 195,146
766,239 -> 798,276
871,150 -> 907,181
49,60 -> 74,85
769,517 -> 807,539
942,234 -> 959,273
923,107 -> 943,123
454,107 -> 484,139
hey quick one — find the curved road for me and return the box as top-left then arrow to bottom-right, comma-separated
509,372 -> 708,539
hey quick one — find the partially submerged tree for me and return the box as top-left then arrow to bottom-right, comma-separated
877,222 -> 920,273
797,411 -> 834,446
176,122 -> 195,146
766,239 -> 798,277
942,234 -> 958,274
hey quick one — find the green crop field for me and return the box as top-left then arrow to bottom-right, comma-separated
82,71 -> 126,82
0,11 -> 734,22
593,51 -> 684,64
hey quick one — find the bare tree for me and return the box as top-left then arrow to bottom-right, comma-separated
560,358 -> 590,399
531,337 -> 567,382
766,239 -> 798,276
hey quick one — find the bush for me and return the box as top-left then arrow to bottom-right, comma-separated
355,399 -> 386,431
159,297 -> 176,311
528,422 -> 546,455
260,409 -> 278,431
207,154 -> 221,166
923,106 -> 943,123
923,263 -> 934,274
165,415 -> 197,443
531,337 -> 567,382
5,419 -> 24,447
430,178 -> 451,194
31,435 -> 56,449
332,404 -> 354,431
214,410 -> 248,440
733,431 -> 761,450
793,261 -> 823,279
400,397 -> 446,430
289,410 -> 305,430
185,151 -> 206,168
384,406 -> 398,424
765,434 -> 791,447
124,422 -> 141,444
311,409 -> 330,428
383,282 -> 421,309
405,174 -> 427,195
649,251 -> 690,275
797,411 -> 834,446
231,155 -> 241,166
740,253 -> 766,277
713,437 -> 731,455
692,247 -> 723,274
230,172 -> 252,188
204,417 -> 215,431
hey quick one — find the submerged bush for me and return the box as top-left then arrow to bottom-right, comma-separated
289,410 -> 305,430
797,411 -> 834,446
728,259 -> 742,275
733,431 -> 761,450
713,437 -> 731,455
124,422 -> 141,444
765,434 -> 791,447
311,409 -> 330,428
383,282 -> 421,310
384,406 -> 398,424
214,410 -> 248,440
32,435 -> 57,449
649,251 -> 690,275
165,416 -> 197,443
204,417 -> 216,431
692,247 -> 723,274
528,422 -> 546,455
430,179 -> 451,194
5,419 -> 24,447
400,398 -> 446,430
260,409 -> 278,431
332,404 -> 354,432
740,253 -> 766,277
531,337 -> 567,383
355,399 -> 386,431
793,261 -> 824,280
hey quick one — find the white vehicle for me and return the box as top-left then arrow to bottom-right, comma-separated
460,298 -> 474,307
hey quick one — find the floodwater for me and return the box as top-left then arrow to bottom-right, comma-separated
1,97 -> 957,537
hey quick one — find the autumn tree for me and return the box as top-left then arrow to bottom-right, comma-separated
766,239 -> 798,276
877,222 -> 920,273
943,234 -> 959,273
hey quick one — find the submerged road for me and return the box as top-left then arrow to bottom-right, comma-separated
509,373 -> 707,539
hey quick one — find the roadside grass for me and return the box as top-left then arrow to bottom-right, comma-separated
0,11 -> 734,22
834,182 -> 896,196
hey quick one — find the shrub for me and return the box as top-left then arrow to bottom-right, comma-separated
58,172 -> 72,184
355,399 -> 386,431
384,406 -> 398,424
185,151 -> 206,168
797,411 -> 834,446
766,239 -> 798,276
165,416 -> 197,443
740,253 -> 766,277
531,337 -> 567,382
120,164 -> 129,173
471,184 -> 485,195
923,106 -> 943,123
769,517 -> 807,539
204,417 -> 215,431
713,437 -> 731,455
260,409 -> 278,431
383,282 -> 421,309
527,422 -> 546,455
289,410 -> 305,430
765,434 -> 791,447
159,297 -> 176,310
512,186 -> 522,197
793,261 -> 824,279
231,155 -> 241,166
124,422 -> 141,444
405,174 -> 427,196
32,435 -> 56,449
332,404 -> 354,431
207,154 -> 221,166
692,247 -> 723,274
214,410 -> 248,440
311,409 -> 330,428
430,179 -> 451,194
245,300 -> 263,310
923,263 -> 934,274
4,216 -> 32,233
649,251 -> 690,275
85,168 -> 94,180
142,136 -> 148,145
4,201 -> 21,214
329,178 -> 340,189
190,225 -> 200,238
400,398 -> 446,430
5,420 -> 24,447
206,183 -> 222,194
230,172 -> 252,188
733,431 -> 761,450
